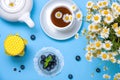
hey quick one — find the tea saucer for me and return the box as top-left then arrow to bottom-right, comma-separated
40,0 -> 82,40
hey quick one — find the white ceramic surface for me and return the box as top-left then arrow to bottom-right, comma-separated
40,0 -> 83,40
0,0 -> 35,28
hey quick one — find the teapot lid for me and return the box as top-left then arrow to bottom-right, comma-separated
0,0 -> 25,13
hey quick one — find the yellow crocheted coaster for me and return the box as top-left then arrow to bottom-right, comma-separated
4,34 -> 27,56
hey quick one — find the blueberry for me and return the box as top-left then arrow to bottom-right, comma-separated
30,35 -> 36,40
52,55 -> 56,60
18,70 -> 21,72
20,65 -> 25,70
50,64 -> 55,69
46,67 -> 51,71
48,54 -> 52,57
96,68 -> 101,73
40,60 -> 44,64
76,55 -> 81,61
13,68 -> 17,71
41,55 -> 46,60
48,62 -> 52,66
68,74 -> 73,79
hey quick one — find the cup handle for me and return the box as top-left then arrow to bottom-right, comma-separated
19,12 -> 35,28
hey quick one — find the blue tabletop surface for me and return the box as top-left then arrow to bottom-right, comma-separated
0,0 -> 120,80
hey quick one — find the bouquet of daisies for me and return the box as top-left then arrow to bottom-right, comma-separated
83,0 -> 120,64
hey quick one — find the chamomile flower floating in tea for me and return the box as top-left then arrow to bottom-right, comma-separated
76,11 -> 82,21
4,34 -> 27,56
63,14 -> 70,23
55,11 -> 62,19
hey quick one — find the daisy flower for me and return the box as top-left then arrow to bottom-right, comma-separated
102,1 -> 109,7
100,27 -> 110,39
85,52 -> 93,62
97,1 -> 103,8
94,40 -> 102,49
114,73 -> 120,80
117,60 -> 120,64
93,24 -> 100,32
102,9 -> 110,16
104,14 -> 114,24
88,24 -> 94,31
92,14 -> 101,23
110,57 -> 116,63
112,23 -> 119,31
115,27 -> 120,37
111,2 -> 118,10
55,11 -> 62,19
76,11 -> 82,21
112,52 -> 118,57
103,74 -> 111,79
86,1 -> 94,9
103,40 -> 113,50
86,14 -> 92,21
93,5 -> 99,10
71,5 -> 77,11
116,5 -> 120,14
69,15 -> 73,22
63,14 -> 70,23
101,52 -> 109,61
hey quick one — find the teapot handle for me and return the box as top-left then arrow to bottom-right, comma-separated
19,12 -> 35,28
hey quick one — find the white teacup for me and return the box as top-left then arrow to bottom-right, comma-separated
49,4 -> 75,31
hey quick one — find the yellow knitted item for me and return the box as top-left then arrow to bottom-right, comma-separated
4,34 -> 27,56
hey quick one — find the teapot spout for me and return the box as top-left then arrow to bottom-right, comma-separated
19,12 -> 35,28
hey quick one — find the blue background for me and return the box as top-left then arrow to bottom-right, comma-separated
0,0 -> 120,80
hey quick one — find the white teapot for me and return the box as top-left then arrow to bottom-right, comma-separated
0,0 -> 35,28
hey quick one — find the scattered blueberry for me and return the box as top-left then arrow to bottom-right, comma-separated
30,35 -> 36,40
96,68 -> 101,73
76,55 -> 81,61
68,74 -> 73,79
20,65 -> 25,70
18,70 -> 21,72
47,67 -> 51,71
13,68 -> 17,71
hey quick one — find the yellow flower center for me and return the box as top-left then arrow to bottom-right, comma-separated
103,28 -> 108,33
87,15 -> 92,19
96,42 -> 101,47
65,16 -> 69,20
112,23 -> 118,29
94,16 -> 99,21
104,10 -> 109,15
117,30 -> 120,35
105,43 -> 110,48
9,3 -> 14,7
107,16 -> 111,21
94,25 -> 99,30
103,2 -> 107,6
88,2 -> 92,6
76,13 -> 81,18
102,54 -> 107,59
